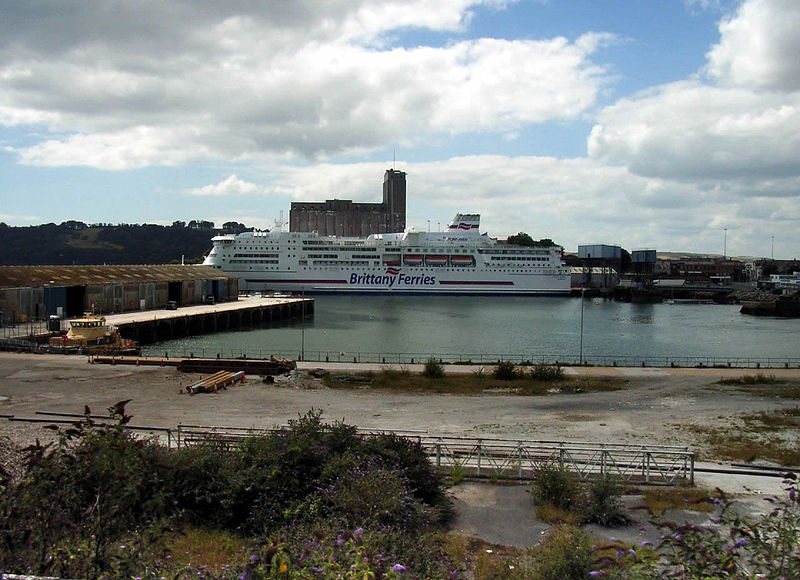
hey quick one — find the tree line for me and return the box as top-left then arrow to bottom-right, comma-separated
0,221 -> 248,265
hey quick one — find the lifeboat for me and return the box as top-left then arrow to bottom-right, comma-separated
450,255 -> 475,266
425,255 -> 449,266
403,254 -> 423,265
382,254 -> 401,266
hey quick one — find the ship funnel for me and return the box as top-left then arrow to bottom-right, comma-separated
447,214 -> 480,232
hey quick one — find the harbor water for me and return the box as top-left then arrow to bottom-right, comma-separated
141,296 -> 800,367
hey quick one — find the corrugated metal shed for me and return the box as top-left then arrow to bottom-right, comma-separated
578,244 -> 623,260
0,265 -> 229,289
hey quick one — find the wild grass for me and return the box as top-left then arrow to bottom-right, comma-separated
164,528 -> 250,575
712,373 -> 800,399
324,371 -> 626,395
716,373 -> 784,385
642,486 -> 717,517
687,408 -> 800,465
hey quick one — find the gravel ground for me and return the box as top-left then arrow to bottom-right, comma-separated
2,352 -> 798,547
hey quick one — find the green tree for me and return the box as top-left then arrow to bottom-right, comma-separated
507,232 -> 535,246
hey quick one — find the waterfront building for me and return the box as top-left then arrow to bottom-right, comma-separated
289,169 -> 406,236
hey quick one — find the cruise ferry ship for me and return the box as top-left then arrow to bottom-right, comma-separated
202,214 -> 570,294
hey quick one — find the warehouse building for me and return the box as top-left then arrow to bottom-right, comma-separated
289,169 -> 406,236
0,265 -> 237,324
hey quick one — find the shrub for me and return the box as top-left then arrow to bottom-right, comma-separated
493,360 -> 519,380
531,460 -> 578,513
530,363 -> 564,381
580,477 -> 629,527
0,407 -> 455,577
360,433 -> 452,522
314,460 -> 434,529
529,524 -> 594,579
654,478 -> 800,579
0,402 -> 174,578
422,357 -> 445,378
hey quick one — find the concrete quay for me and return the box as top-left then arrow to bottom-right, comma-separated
105,295 -> 313,345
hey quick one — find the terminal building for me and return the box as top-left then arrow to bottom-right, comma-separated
289,169 -> 406,236
0,265 -> 237,324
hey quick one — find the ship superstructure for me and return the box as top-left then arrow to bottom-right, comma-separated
202,214 -> 570,294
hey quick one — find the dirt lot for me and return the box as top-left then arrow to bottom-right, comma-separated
2,353 -> 798,547
2,353 -> 798,448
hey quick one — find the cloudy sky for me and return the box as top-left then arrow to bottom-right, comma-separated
1,0 -> 798,258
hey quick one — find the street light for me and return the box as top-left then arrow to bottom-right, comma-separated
579,289 -> 585,365
771,235 -> 775,260
300,291 -> 305,361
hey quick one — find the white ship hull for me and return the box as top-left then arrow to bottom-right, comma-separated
203,213 -> 570,295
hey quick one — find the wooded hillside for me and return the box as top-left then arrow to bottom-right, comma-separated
0,222 -> 233,265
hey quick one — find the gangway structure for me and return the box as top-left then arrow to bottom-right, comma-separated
173,425 -> 694,485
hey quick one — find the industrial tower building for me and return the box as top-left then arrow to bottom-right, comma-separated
289,169 -> 406,237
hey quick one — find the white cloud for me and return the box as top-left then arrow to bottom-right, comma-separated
188,175 -> 260,196
706,0 -> 800,90
0,1 -> 610,168
588,81 -> 800,181
16,126 -> 214,170
261,155 -> 800,257
588,0 -> 800,193
0,213 -> 41,224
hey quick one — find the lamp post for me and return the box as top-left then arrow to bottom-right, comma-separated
300,291 -> 305,361
771,235 -> 774,260
579,289 -> 585,365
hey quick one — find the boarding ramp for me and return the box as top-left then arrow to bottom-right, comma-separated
174,425 -> 694,485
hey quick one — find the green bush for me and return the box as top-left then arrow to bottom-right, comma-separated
530,363 -> 564,381
360,433 -> 451,521
580,477 -> 630,527
530,524 -> 594,579
493,360 -> 519,380
531,460 -> 578,512
0,406 -> 454,577
0,402 -> 174,578
422,357 -> 445,378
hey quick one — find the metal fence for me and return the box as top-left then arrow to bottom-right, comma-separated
173,425 -> 694,485
140,347 -> 800,369
422,436 -> 694,485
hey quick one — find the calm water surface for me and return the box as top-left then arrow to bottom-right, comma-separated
142,296 -> 800,364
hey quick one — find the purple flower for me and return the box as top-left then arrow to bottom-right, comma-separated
673,533 -> 683,541
733,538 -> 748,548
393,563 -> 406,572
354,527 -> 363,538
640,541 -> 652,547
589,572 -> 607,577
250,554 -> 259,562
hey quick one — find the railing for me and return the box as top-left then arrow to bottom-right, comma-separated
421,436 -> 694,485
138,347 -> 800,369
2,320 -> 798,368
173,425 -> 694,485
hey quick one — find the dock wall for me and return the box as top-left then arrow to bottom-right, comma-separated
116,298 -> 313,345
